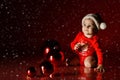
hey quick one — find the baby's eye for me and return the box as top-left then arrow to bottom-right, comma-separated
89,25 -> 94,28
83,24 -> 86,26
86,25 -> 91,28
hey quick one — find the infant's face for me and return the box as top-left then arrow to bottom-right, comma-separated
82,19 -> 96,38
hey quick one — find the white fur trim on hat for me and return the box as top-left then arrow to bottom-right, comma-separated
82,14 -> 107,30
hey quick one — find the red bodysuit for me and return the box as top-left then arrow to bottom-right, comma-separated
71,32 -> 103,65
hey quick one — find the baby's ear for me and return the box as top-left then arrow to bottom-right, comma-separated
93,26 -> 99,34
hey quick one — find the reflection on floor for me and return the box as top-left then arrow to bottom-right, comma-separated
1,62 -> 120,80
25,65 -> 120,80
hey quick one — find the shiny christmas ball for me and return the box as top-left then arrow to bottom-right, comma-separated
40,61 -> 54,76
46,50 -> 64,68
41,39 -> 61,56
27,66 -> 36,78
46,50 -> 64,65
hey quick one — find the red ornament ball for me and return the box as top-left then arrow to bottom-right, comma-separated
27,66 -> 36,78
46,50 -> 64,63
40,61 -> 54,76
41,39 -> 61,56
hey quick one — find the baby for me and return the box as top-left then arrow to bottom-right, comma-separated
71,13 -> 106,72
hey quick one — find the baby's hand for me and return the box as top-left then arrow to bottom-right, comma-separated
74,43 -> 88,52
94,64 -> 105,72
74,43 -> 81,51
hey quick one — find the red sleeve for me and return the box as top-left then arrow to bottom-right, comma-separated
93,38 -> 103,65
70,32 -> 82,50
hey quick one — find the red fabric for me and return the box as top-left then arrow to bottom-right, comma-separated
71,32 -> 103,65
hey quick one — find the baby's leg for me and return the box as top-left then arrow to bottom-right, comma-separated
84,56 -> 97,68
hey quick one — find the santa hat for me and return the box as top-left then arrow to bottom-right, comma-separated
82,13 -> 107,30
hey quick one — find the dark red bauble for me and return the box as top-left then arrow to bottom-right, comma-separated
46,50 -> 64,66
41,39 -> 61,56
27,66 -> 36,78
40,61 -> 54,76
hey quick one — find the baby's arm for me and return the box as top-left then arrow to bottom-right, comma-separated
93,38 -> 105,72
71,32 -> 81,50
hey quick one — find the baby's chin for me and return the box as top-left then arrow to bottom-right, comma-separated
84,33 -> 93,38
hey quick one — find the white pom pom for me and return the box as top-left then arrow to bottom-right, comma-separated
100,22 -> 107,30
